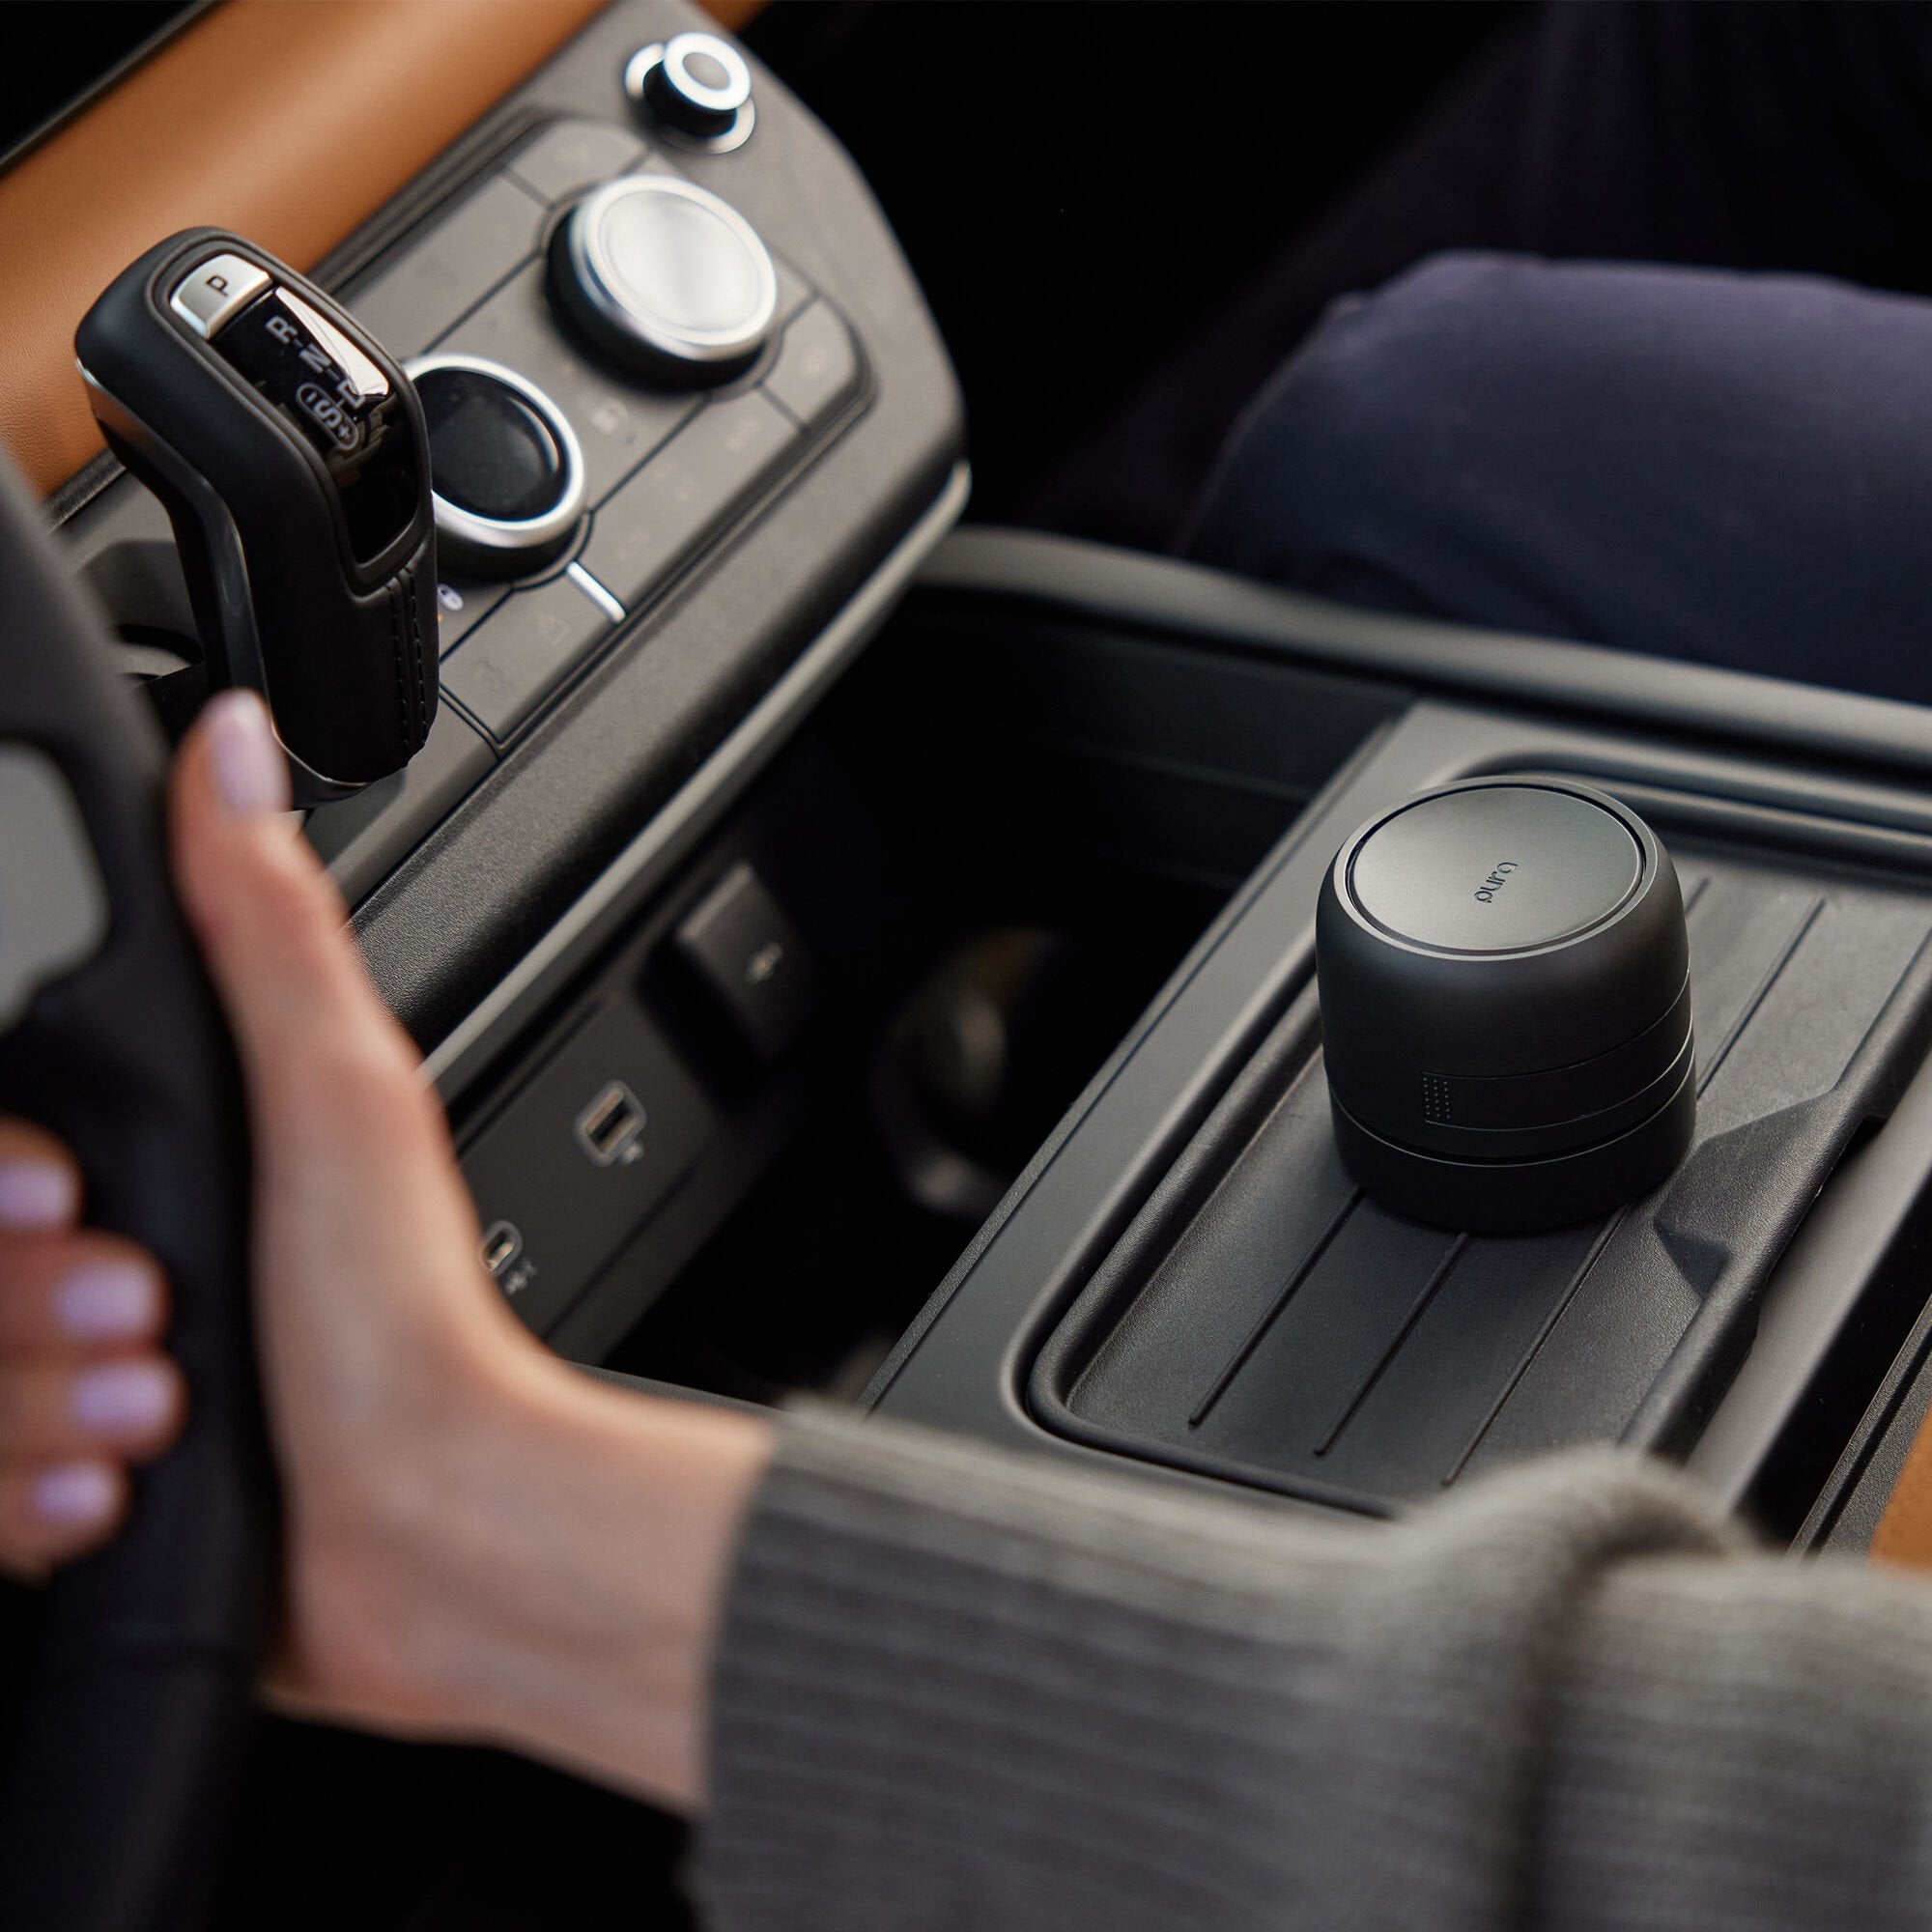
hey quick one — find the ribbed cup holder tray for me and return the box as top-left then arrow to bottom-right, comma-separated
1031,827 -> 1932,1513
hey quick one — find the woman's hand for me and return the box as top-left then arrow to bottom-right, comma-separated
0,689 -> 773,1810
0,1120 -> 181,1570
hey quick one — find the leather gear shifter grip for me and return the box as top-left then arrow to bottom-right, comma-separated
76,228 -> 438,802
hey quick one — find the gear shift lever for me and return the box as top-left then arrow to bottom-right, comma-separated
76,229 -> 437,803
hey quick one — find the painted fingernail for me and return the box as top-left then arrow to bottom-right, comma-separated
205,690 -> 289,818
0,1161 -> 77,1230
56,1264 -> 159,1343
72,1361 -> 175,1438
32,1462 -> 117,1529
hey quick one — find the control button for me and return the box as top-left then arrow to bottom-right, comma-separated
441,569 -> 613,741
764,302 -> 862,433
676,861 -> 818,1060
347,173 -> 546,360
440,263 -> 697,504
580,391 -> 796,607
624,32 -> 755,152
459,1000 -> 715,1337
409,355 -> 586,577
0,746 -> 108,1031
301,701 -> 496,909
506,118 -> 646,205
552,176 -> 777,383
426,370 -> 569,519
168,252 -> 270,339
773,253 -> 813,331
566,559 -> 626,624
433,575 -> 509,655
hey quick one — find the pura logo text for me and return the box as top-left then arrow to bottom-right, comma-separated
1474,861 -> 1520,904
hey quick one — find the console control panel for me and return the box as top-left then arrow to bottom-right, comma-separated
59,0 -> 965,995
299,104 -> 869,896
342,116 -> 865,757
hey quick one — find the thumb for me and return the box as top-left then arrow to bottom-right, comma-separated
167,690 -> 508,1385
167,690 -> 418,1107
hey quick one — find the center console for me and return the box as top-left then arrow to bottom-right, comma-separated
29,3 -> 1932,1918
59,0 -> 966,1041
860,532 -> 1932,1547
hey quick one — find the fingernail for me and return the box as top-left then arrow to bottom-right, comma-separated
56,1264 -> 158,1343
205,690 -> 289,818
0,1161 -> 77,1230
72,1361 -> 175,1438
32,1463 -> 117,1529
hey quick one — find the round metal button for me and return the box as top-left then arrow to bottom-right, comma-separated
556,175 -> 778,380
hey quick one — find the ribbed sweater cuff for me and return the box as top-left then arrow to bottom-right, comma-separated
693,1407 -> 1730,1932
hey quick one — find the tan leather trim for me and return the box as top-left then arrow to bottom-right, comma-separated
0,0 -> 621,497
1873,1411 -> 1932,1567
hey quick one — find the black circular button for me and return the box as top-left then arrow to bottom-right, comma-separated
624,32 -> 755,151
551,176 -> 777,383
417,364 -> 564,523
1316,779 -> 1694,1233
405,355 -> 585,578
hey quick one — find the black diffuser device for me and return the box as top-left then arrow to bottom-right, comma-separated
1316,777 -> 1694,1233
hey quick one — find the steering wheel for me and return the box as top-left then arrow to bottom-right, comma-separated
0,451 -> 275,1929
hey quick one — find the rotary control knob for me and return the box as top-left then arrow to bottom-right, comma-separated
624,31 -> 755,152
549,175 -> 778,384
407,354 -> 585,578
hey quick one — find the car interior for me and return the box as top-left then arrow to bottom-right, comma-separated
11,1 -> 1932,1925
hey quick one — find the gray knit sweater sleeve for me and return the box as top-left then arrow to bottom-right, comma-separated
694,1408 -> 1932,1932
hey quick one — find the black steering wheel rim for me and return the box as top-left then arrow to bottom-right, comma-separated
0,453 -> 275,1930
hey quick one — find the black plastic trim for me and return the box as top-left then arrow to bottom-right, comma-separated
923,529 -> 1932,789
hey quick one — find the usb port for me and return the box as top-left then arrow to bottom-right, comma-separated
479,1220 -> 522,1278
574,1080 -> 646,1167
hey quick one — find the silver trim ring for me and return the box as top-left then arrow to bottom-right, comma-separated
565,176 -> 777,368
623,40 -> 757,153
665,32 -> 751,115
404,354 -> 586,561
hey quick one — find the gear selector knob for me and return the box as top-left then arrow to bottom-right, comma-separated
77,229 -> 438,801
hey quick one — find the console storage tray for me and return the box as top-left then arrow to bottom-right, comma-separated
1032,798 -> 1932,1513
